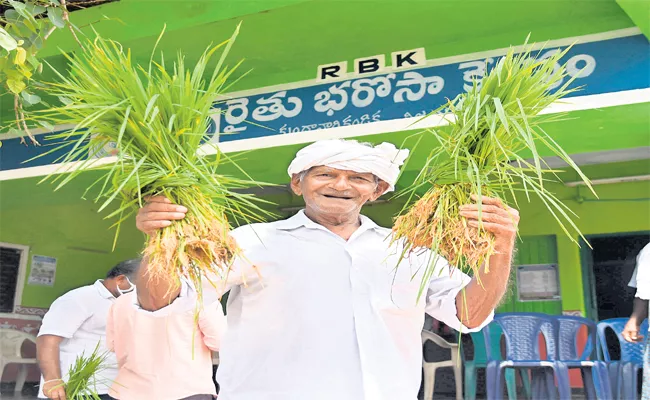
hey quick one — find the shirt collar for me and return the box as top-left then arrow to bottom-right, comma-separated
275,209 -> 381,233
94,279 -> 116,299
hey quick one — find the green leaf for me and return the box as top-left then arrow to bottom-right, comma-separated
0,27 -> 18,51
33,36 -> 44,50
18,64 -> 33,78
38,120 -> 55,131
21,91 -> 41,105
58,96 -> 73,105
26,54 -> 40,69
21,18 -> 39,34
5,69 -> 23,81
9,1 -> 37,27
8,0 -> 26,10
7,79 -> 26,94
4,9 -> 19,22
24,3 -> 47,16
47,7 -> 65,28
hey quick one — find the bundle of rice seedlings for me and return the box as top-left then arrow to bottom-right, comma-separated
393,41 -> 595,294
64,345 -> 111,399
29,25 -> 269,295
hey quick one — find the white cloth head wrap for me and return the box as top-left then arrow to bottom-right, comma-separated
287,139 -> 410,192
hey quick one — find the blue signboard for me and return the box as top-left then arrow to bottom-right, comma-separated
1,32 -> 648,174
213,33 -> 650,142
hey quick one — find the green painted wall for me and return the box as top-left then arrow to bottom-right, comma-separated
515,160 -> 650,315
617,0 -> 650,39
0,172 -> 144,308
497,235 -> 563,315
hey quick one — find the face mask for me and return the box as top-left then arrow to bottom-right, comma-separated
117,276 -> 135,296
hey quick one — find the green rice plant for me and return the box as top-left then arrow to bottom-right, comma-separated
393,40 -> 596,296
28,24 -> 271,296
64,344 -> 111,399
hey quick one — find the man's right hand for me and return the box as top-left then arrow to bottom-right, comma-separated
623,318 -> 644,342
135,196 -> 188,235
43,379 -> 66,400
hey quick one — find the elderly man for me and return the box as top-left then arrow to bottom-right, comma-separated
135,139 -> 518,400
37,259 -> 140,400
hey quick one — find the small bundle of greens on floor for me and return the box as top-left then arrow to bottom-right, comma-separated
29,25 -> 269,296
393,41 -> 595,294
64,345 -> 111,399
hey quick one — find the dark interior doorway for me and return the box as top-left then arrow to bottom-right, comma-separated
588,234 -> 649,321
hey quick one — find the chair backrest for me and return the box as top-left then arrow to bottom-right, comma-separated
0,329 -> 37,359
555,315 -> 598,361
468,331 -> 489,364
470,326 -> 507,364
597,317 -> 648,363
422,329 -> 456,349
486,313 -> 557,362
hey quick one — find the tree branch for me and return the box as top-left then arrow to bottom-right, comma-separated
14,94 -> 38,146
60,0 -> 82,47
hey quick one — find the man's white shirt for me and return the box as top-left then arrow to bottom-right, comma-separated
212,210 -> 493,400
37,280 -> 118,398
628,243 -> 650,330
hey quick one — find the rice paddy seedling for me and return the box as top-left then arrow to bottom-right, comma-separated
28,24 -> 270,296
64,344 -> 111,399
393,40 -> 595,296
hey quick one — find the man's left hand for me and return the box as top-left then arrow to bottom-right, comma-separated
459,195 -> 520,253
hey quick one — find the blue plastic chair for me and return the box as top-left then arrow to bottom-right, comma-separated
597,318 -> 648,400
463,331 -> 531,400
555,315 -> 612,400
485,313 -> 571,400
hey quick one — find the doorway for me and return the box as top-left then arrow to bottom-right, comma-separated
582,232 -> 650,322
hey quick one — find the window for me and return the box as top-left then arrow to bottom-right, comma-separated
0,243 -> 29,314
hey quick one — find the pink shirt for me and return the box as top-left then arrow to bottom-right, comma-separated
106,282 -> 226,400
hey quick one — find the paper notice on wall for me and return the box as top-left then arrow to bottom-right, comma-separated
28,255 -> 57,286
516,264 -> 561,301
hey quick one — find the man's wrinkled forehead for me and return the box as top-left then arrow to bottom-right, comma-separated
308,165 -> 376,177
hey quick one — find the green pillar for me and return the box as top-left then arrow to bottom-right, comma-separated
557,235 -> 587,316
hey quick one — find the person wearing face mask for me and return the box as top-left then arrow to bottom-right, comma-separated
37,258 -> 141,400
105,274 -> 226,400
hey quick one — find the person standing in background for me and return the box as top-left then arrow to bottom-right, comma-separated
106,277 -> 226,400
36,259 -> 140,400
623,242 -> 650,399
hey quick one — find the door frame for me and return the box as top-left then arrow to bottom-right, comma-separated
0,242 -> 30,315
580,231 -> 650,321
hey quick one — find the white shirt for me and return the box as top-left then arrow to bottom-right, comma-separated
212,210 -> 493,400
37,280 -> 119,398
628,243 -> 650,328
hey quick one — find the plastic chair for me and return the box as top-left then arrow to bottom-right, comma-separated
555,315 -> 612,399
597,318 -> 648,400
0,329 -> 38,393
421,329 -> 462,400
485,313 -> 571,400
463,331 -> 531,400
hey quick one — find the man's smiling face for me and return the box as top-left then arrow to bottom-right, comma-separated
291,166 -> 389,217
